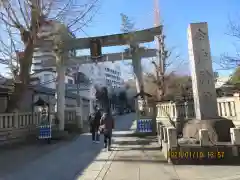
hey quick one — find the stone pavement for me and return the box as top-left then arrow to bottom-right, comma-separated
96,135 -> 179,180
1,113 -> 240,180
79,119 -> 240,180
98,134 -> 240,180
0,113 -> 133,180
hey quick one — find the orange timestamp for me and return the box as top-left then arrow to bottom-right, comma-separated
168,151 -> 225,160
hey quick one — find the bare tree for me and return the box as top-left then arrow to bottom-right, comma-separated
120,13 -> 136,71
120,13 -> 186,101
150,42 -> 182,101
0,0 -> 100,112
220,16 -> 240,70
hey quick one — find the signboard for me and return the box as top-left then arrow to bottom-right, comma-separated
90,38 -> 102,58
137,119 -> 152,132
39,125 -> 51,139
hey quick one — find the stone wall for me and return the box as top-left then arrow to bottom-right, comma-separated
157,123 -> 240,165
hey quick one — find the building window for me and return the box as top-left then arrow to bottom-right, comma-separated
68,79 -> 73,84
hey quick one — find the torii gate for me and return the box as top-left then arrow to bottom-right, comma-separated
46,26 -> 162,131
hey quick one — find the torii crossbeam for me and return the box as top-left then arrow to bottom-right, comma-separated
42,48 -> 157,67
52,26 -> 162,131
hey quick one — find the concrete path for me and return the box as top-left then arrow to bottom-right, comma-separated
1,113 -> 240,180
0,113 -> 134,180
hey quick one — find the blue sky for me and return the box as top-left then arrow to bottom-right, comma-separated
75,0 -> 240,79
0,0 -> 239,79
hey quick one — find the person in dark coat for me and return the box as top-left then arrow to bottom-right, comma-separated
90,106 -> 102,143
99,108 -> 115,151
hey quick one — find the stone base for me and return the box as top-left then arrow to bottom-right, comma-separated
182,118 -> 235,142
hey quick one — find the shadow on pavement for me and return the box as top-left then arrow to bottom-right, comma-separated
0,133 -> 107,180
0,136 -> 77,176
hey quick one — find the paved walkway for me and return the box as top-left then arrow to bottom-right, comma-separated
1,113 -> 240,180
98,135 -> 240,180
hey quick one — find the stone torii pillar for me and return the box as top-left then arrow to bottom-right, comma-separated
131,44 -> 144,93
55,50 -> 66,131
130,44 -> 146,116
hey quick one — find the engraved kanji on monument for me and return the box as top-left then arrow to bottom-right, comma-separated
187,22 -> 218,120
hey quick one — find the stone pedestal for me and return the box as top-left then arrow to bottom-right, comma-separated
183,22 -> 234,142
183,118 -> 234,142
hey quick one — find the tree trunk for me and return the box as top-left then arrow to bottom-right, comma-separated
5,3 -> 41,112
156,73 -> 165,101
5,83 -> 27,112
5,41 -> 33,112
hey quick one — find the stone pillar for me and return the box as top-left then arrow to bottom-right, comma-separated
131,44 -> 144,116
230,128 -> 240,156
76,106 -> 82,129
14,111 -> 19,128
199,129 -> 211,146
76,83 -> 83,129
233,93 -> 240,121
89,99 -> 94,114
89,85 -> 95,114
167,127 -> 178,148
230,128 -> 240,145
131,45 -> 143,94
160,125 -> 165,140
163,127 -> 168,142
55,53 -> 66,131
187,22 -> 218,120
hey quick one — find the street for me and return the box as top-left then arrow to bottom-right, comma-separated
1,113 -> 240,180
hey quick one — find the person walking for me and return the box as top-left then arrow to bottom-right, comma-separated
99,108 -> 115,151
90,106 -> 102,143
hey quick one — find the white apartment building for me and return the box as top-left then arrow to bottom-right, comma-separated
77,62 -> 124,92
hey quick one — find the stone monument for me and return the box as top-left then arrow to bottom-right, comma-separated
182,22 -> 234,142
